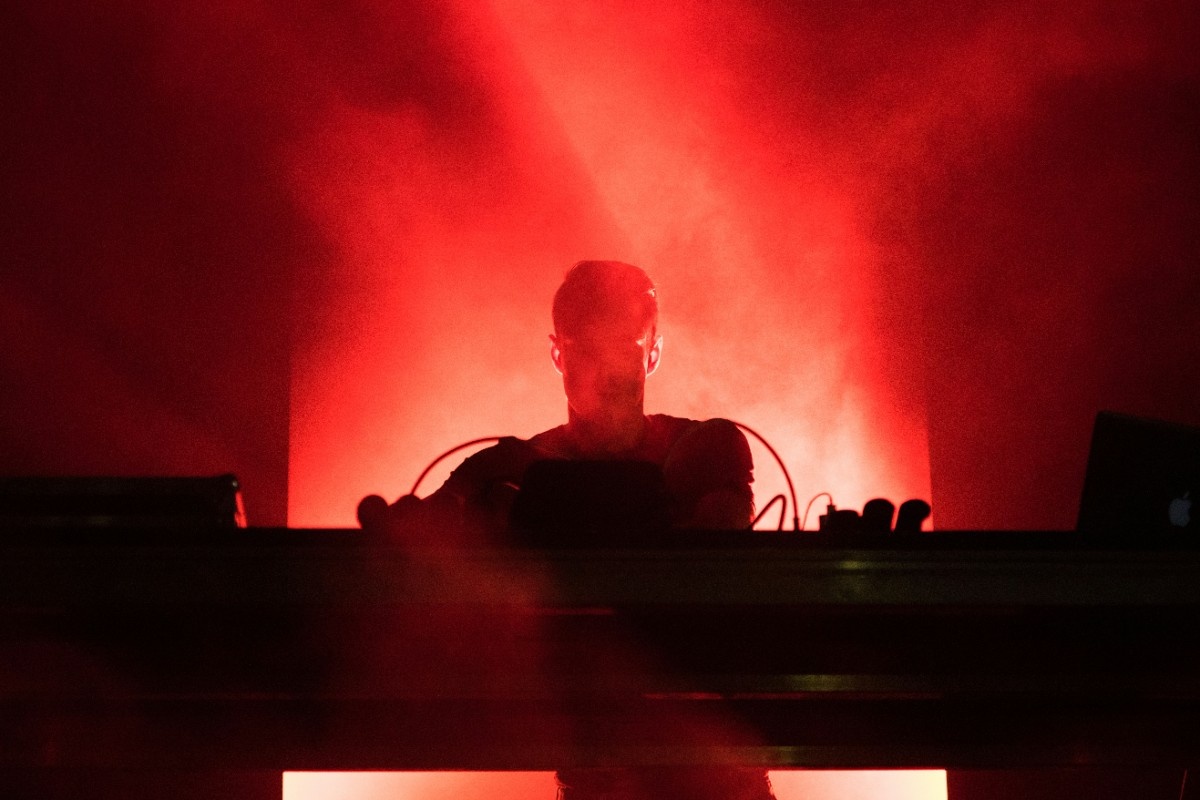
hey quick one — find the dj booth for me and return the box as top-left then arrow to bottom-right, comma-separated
2,527 -> 1199,798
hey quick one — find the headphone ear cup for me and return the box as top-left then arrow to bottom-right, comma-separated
895,499 -> 932,534
861,498 -> 896,534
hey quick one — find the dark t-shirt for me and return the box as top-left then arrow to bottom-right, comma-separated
430,414 -> 754,531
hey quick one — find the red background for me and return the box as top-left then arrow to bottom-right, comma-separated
3,0 -> 1198,531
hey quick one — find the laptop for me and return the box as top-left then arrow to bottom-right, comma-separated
1077,411 -> 1200,539
509,459 -> 671,545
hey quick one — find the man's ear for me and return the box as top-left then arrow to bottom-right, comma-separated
646,333 -> 663,377
549,334 -> 564,375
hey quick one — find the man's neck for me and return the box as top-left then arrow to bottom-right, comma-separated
564,411 -> 648,457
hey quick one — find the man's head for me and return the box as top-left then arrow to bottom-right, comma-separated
549,261 -> 663,438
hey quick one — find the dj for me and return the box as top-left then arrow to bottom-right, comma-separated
363,260 -> 757,538
360,260 -> 774,800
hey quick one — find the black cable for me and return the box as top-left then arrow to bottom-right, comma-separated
801,491 -> 833,532
752,493 -> 787,530
410,436 -> 505,497
412,423 -> 800,531
732,421 -> 801,531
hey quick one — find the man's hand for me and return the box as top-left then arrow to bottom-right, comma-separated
358,491 -> 506,545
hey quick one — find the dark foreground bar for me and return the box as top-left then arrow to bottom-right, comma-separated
1,528 -> 1199,782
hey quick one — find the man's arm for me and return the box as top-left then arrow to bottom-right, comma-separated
358,437 -> 533,542
662,418 -> 754,529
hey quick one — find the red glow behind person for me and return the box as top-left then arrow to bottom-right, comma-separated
360,260 -> 755,537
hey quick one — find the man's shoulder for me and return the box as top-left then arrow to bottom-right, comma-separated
645,415 -> 751,483
648,414 -> 745,445
647,413 -> 699,433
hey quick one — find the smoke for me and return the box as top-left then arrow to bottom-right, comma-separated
283,0 -> 1199,530
5,2 -> 1193,525
289,0 -> 936,526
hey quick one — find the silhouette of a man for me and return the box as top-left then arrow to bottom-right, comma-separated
369,260 -> 755,535
361,260 -> 773,799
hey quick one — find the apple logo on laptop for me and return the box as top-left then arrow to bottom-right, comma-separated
1169,491 -> 1191,527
